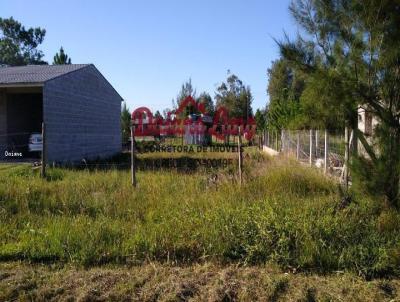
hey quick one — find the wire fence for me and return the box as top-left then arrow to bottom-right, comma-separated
0,126 -> 350,186
261,129 -> 349,180
0,128 -> 244,175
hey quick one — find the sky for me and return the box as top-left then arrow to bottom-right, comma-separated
1,0 -> 299,113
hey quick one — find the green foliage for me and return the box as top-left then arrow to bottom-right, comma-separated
173,82 -> 215,117
266,56 -> 345,130
279,0 -> 400,207
197,92 -> 215,116
0,159 -> 399,277
121,102 -> 131,146
254,109 -> 267,132
266,59 -> 304,129
53,47 -> 71,65
154,110 -> 162,119
174,78 -> 196,106
172,78 -> 198,117
0,17 -> 47,66
215,71 -> 253,120
299,75 -> 346,129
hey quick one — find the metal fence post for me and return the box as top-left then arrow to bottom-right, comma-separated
324,130 -> 328,174
296,131 -> 300,160
344,126 -> 349,189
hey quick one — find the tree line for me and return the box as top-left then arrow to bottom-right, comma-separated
0,17 -> 72,66
261,0 -> 400,208
121,71 -> 254,145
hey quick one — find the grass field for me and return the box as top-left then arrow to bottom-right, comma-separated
1,149 -> 400,300
1,262 -> 399,301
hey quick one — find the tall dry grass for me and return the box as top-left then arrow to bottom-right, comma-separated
0,152 -> 399,278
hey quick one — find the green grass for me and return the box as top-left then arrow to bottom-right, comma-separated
0,151 -> 400,278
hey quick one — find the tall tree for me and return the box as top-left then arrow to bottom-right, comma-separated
175,78 -> 196,106
53,47 -> 71,65
279,0 -> 400,207
0,17 -> 46,66
174,78 -> 197,116
266,59 -> 304,129
255,108 -> 267,132
121,102 -> 131,146
267,57 -> 344,130
197,92 -> 215,116
215,72 -> 253,121
154,110 -> 162,119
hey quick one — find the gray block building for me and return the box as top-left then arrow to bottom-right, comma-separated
0,64 -> 123,162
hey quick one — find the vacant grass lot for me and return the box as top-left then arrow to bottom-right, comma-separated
1,150 -> 400,278
1,149 -> 400,300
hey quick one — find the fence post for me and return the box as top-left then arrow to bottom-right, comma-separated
131,125 -> 137,187
324,130 -> 328,174
265,130 -> 267,148
275,130 -> 278,151
315,130 -> 319,157
41,122 -> 46,178
238,126 -> 243,186
262,130 -> 265,148
309,129 -> 313,166
344,126 -> 349,189
296,131 -> 300,160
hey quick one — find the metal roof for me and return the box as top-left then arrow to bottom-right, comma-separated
0,64 -> 90,85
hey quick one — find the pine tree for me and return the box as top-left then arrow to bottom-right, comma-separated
0,17 -> 47,66
121,102 -> 131,146
278,0 -> 400,207
53,47 -> 71,65
197,92 -> 215,116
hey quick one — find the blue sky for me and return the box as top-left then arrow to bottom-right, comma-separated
1,0 -> 298,112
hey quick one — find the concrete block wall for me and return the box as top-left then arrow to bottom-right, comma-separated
0,92 -> 6,158
43,65 -> 122,163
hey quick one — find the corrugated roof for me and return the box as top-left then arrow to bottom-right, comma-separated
0,64 -> 90,84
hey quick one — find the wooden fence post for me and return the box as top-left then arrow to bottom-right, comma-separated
238,126 -> 243,186
309,129 -> 313,166
324,130 -> 328,174
41,122 -> 46,178
131,125 -> 137,187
